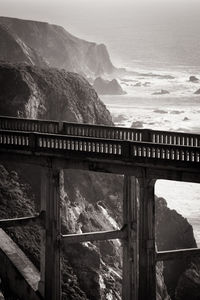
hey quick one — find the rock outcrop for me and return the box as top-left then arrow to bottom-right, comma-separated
0,63 -> 112,124
175,258 -> 200,300
156,197 -> 197,299
0,17 -> 116,77
93,77 -> 126,95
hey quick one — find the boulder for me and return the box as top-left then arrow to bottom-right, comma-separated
152,89 -> 170,95
93,77 -> 126,95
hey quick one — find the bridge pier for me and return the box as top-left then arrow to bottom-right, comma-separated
122,175 -> 139,300
138,176 -> 156,300
40,167 -> 61,300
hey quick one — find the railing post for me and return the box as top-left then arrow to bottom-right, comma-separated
122,141 -> 130,158
122,175 -> 139,300
138,176 -> 156,300
142,129 -> 152,142
39,166 -> 61,300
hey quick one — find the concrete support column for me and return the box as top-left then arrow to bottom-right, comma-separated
122,175 -> 139,300
39,167 -> 61,300
138,176 -> 156,300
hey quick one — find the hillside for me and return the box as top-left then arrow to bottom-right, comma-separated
0,17 -> 116,78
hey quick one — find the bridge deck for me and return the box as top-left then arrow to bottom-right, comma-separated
0,116 -> 200,172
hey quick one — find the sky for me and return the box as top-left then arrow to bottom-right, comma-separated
1,0 -> 200,40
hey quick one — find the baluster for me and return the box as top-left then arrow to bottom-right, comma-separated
50,139 -> 53,149
181,150 -> 184,161
113,144 -> 116,154
133,146 -> 137,156
148,147 -> 151,157
119,144 -> 122,155
161,148 -> 164,159
109,144 -> 113,154
78,141 -> 81,151
138,147 -> 142,157
180,136 -> 183,145
187,150 -> 190,161
141,147 -> 145,157
196,152 -> 200,162
46,139 -> 49,148
100,143 -> 104,153
153,147 -> 156,158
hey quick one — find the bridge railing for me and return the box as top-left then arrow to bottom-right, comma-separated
0,116 -> 60,134
151,130 -> 200,146
1,129 -> 200,164
1,116 -> 200,147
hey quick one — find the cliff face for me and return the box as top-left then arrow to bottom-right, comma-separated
175,258 -> 200,300
0,17 -> 116,77
0,63 -> 112,124
156,197 -> 197,299
0,25 -> 47,67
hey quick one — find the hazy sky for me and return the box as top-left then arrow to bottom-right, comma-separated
1,0 -> 200,34
1,0 -> 200,54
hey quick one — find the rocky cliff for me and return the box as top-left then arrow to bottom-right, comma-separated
156,197 -> 197,299
0,63 -> 197,299
0,63 -> 112,124
0,17 -> 116,78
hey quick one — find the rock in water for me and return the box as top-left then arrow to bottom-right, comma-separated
93,77 -> 126,95
194,88 -> 200,94
152,89 -> 170,95
189,76 -> 199,83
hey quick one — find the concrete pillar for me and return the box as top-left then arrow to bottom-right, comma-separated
122,175 -> 139,300
138,176 -> 156,300
39,167 -> 61,300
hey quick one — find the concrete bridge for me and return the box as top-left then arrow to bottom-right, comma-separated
0,115 -> 200,300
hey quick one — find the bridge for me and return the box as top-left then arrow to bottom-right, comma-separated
0,115 -> 200,300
